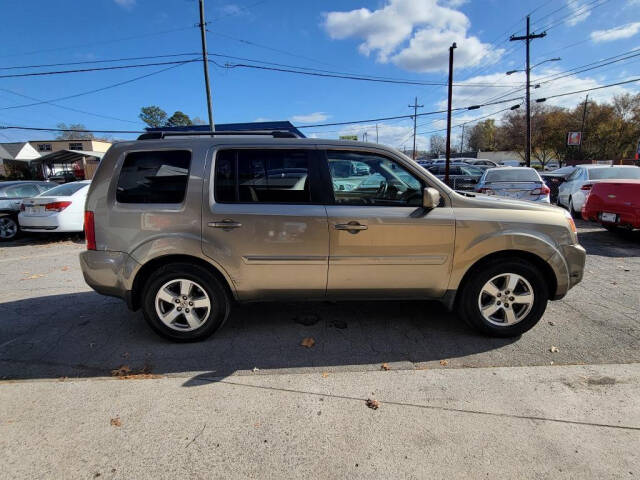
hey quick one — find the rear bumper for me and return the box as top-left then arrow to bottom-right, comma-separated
583,208 -> 640,229
19,212 -> 83,232
79,250 -> 140,306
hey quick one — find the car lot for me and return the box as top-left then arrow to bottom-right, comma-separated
0,220 -> 638,380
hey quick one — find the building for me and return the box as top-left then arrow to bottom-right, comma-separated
0,139 -> 112,180
27,139 -> 112,155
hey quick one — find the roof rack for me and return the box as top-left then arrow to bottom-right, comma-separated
137,130 -> 300,140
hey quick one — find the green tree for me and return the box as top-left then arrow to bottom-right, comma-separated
467,119 -> 498,151
56,123 -> 94,140
139,106 -> 168,128
165,111 -> 193,127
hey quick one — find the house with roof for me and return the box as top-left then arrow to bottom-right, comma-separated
0,142 -> 41,178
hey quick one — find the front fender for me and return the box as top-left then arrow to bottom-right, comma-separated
448,227 -> 570,298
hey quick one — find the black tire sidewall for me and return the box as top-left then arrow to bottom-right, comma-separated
458,259 -> 549,337
142,263 -> 229,342
0,215 -> 19,241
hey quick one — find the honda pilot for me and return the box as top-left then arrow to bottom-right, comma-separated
80,131 -> 586,342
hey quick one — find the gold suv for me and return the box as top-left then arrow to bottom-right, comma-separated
80,131 -> 586,342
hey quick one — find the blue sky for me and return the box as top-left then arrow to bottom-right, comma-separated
1,0 -> 639,149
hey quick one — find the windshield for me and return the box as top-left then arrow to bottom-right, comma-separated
588,167 -> 640,180
38,183 -> 88,197
485,169 -> 540,182
459,165 -> 484,176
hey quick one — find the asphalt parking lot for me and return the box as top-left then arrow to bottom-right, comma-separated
0,220 -> 638,381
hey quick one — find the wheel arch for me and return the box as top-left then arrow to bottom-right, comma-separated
452,249 -> 558,309
130,254 -> 237,311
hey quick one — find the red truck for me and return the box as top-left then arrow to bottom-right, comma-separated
582,180 -> 640,229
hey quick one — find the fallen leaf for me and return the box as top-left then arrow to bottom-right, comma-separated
381,363 -> 390,371
252,367 -> 260,372
111,365 -> 131,377
110,417 -> 121,427
321,372 -> 329,378
550,346 -> 559,353
300,337 -> 315,348
61,266 -> 69,271
365,398 -> 380,410
548,321 -> 555,326
23,274 -> 44,280
439,360 -> 448,366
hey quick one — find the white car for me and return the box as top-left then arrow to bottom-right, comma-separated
19,180 -> 91,233
557,165 -> 640,216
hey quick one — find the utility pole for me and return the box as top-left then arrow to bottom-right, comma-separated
578,94 -> 589,155
376,124 -> 379,144
198,0 -> 215,132
445,43 -> 456,184
363,131 -> 368,142
460,124 -> 465,153
409,96 -> 423,160
510,15 -> 546,167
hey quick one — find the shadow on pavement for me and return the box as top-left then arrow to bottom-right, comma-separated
577,225 -> 640,257
0,232 -> 85,248
0,291 -> 517,381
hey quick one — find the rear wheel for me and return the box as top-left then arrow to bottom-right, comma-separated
456,258 -> 549,337
142,262 -> 231,342
569,197 -> 582,219
0,215 -> 19,241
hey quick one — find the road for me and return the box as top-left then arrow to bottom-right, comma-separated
0,220 -> 639,478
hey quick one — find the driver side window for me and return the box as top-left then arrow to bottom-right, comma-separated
326,150 -> 422,206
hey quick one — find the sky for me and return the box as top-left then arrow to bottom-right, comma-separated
1,0 -> 639,150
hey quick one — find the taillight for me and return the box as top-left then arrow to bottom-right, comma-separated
84,211 -> 96,250
531,184 -> 551,195
45,201 -> 71,212
580,184 -> 592,191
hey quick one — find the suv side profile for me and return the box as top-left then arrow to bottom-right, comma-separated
80,131 -> 586,342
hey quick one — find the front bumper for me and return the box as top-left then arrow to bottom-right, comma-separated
79,250 -> 140,304
548,243 -> 586,299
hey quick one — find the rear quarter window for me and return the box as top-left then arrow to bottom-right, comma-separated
116,150 -> 191,204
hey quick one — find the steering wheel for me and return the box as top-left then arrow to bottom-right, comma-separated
376,181 -> 388,199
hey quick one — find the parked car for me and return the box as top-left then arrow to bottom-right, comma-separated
48,170 -> 80,184
558,165 -> 640,217
466,159 -> 500,168
475,167 -> 550,203
80,131 -> 585,342
540,166 -> 576,204
19,180 -> 91,233
500,160 -> 525,167
0,181 -> 55,241
582,180 -> 640,230
426,163 -> 485,191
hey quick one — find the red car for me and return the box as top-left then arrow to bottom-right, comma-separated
582,180 -> 640,229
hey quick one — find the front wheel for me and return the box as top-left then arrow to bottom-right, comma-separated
456,258 -> 549,337
0,215 -> 19,241
142,262 -> 231,342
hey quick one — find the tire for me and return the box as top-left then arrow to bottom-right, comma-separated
456,258 -> 549,337
142,262 -> 231,342
569,197 -> 582,219
0,215 -> 19,241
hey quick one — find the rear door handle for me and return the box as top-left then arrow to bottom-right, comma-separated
335,222 -> 368,233
208,219 -> 242,229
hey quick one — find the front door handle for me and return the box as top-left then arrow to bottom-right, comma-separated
208,219 -> 242,230
335,222 -> 368,234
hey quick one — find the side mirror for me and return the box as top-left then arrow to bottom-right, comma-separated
422,187 -> 441,209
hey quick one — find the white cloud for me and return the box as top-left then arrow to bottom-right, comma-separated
322,0 -> 502,73
566,0 -> 591,27
114,0 -> 135,9
591,22 -> 640,42
306,123 -> 428,151
290,112 -> 330,123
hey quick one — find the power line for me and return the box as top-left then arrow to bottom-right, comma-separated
0,60 -> 196,112
0,88 -> 140,125
3,77 -> 638,135
418,106 -> 518,136
0,59 -> 200,79
219,62 -> 522,87
0,53 -> 201,71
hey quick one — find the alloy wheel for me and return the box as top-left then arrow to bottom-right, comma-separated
0,217 -> 18,240
477,273 -> 534,326
154,278 -> 211,332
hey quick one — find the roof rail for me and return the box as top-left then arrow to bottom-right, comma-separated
137,130 -> 299,140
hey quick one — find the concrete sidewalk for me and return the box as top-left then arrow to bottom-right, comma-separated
1,363 -> 639,479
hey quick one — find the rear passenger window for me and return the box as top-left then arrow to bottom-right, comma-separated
116,150 -> 190,204
214,149 -> 312,203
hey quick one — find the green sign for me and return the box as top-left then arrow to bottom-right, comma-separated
339,135 -> 358,141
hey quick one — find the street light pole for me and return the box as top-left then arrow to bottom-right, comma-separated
409,97 -> 423,159
198,0 -> 215,132
445,42 -> 456,184
510,15 -> 546,167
